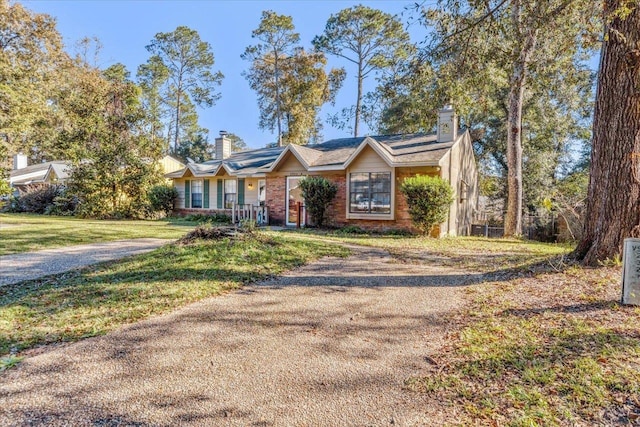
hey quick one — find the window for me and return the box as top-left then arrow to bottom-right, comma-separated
191,180 -> 203,209
349,172 -> 391,214
258,179 -> 266,206
224,179 -> 236,209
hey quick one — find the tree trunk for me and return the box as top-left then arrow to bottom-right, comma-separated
173,86 -> 182,151
574,1 -> 640,266
504,25 -> 538,237
504,76 -> 525,236
354,59 -> 363,138
275,52 -> 282,147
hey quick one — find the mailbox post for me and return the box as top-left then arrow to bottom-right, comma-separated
621,238 -> 640,305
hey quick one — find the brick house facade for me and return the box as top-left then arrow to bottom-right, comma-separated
168,107 -> 479,236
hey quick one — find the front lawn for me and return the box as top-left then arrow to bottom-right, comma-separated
0,231 -> 349,369
286,230 -> 571,273
0,213 -> 194,255
405,261 -> 640,426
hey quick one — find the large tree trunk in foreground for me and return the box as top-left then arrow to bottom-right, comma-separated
574,1 -> 640,266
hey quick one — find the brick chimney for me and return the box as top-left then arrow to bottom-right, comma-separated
437,105 -> 458,143
215,130 -> 231,160
13,152 -> 27,170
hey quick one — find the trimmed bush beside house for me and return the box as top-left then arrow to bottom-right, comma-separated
148,184 -> 179,217
299,176 -> 338,228
400,175 -> 454,235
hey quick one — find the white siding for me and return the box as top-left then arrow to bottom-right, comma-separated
243,178 -> 260,206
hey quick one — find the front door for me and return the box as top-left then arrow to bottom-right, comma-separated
286,176 -> 305,227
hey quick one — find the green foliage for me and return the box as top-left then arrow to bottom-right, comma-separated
242,11 -> 344,145
298,176 -> 338,227
374,1 -> 597,234
0,178 -> 11,198
0,231 -> 348,361
139,26 -> 223,151
313,5 -> 412,136
0,1 -> 68,164
148,184 -> 179,216
400,175 -> 454,234
47,189 -> 78,216
242,10 -> 299,145
173,131 -> 213,163
545,170 -> 588,242
239,219 -> 257,232
7,185 -> 63,214
0,214 -> 190,256
182,213 -> 232,224
62,64 -> 164,219
336,225 -> 367,235
0,355 -> 23,372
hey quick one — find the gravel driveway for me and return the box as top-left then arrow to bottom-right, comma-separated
0,245 -> 474,426
0,239 -> 173,286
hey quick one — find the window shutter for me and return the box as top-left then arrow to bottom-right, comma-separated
203,179 -> 210,209
237,179 -> 245,205
217,179 -> 223,209
184,180 -> 190,209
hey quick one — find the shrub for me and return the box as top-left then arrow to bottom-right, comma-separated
183,213 -> 232,224
336,225 -> 367,235
148,184 -> 179,216
239,219 -> 257,232
299,176 -> 338,227
400,175 -> 454,235
47,188 -> 78,216
10,185 -> 63,214
0,179 -> 11,198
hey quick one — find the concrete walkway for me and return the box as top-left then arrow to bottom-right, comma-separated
0,239 -> 173,286
0,245 -> 473,426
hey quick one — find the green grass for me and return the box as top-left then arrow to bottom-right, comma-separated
0,213 -> 195,255
285,230 -> 570,273
405,264 -> 640,426
0,231 -> 349,367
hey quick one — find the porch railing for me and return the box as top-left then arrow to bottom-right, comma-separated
232,204 -> 269,226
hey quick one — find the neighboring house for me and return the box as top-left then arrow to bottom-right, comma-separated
167,106 -> 479,236
158,155 -> 186,175
8,154 -> 184,192
9,154 -> 71,192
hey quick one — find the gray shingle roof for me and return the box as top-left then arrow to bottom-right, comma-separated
10,161 -> 71,184
376,133 -> 455,164
166,131 -> 461,178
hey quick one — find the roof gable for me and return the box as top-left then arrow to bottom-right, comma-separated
166,131 -> 465,179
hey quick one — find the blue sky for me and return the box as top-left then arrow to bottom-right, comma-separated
24,0 -> 430,150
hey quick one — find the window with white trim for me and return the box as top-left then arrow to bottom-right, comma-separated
349,172 -> 391,214
191,180 -> 203,209
224,179 -> 236,209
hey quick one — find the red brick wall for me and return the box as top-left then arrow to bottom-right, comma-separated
265,171 -> 424,233
265,176 -> 287,225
